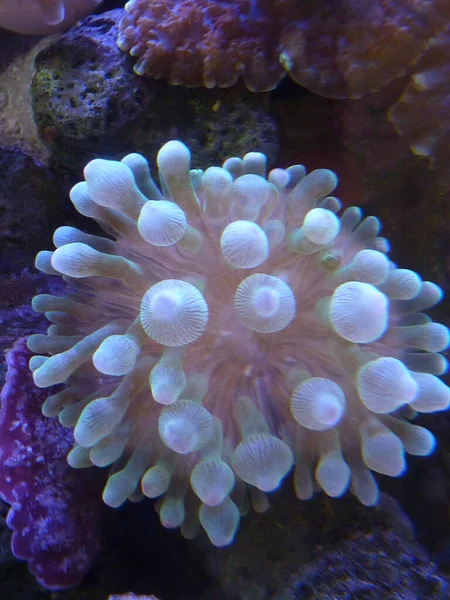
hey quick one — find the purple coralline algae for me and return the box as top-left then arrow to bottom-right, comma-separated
0,337 -> 105,589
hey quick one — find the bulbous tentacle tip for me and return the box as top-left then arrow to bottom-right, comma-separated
231,434 -> 293,492
357,357 -> 418,414
140,280 -> 208,347
291,377 -> 346,431
158,400 -> 213,454
157,141 -> 191,177
199,498 -> 240,546
234,273 -> 296,333
330,281 -> 388,343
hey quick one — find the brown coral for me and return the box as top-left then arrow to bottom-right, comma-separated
118,0 -> 450,97
118,0 -> 286,91
388,24 -> 450,184
117,0 -> 450,184
279,0 -> 450,99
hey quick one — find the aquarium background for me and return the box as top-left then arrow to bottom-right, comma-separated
0,1 -> 449,599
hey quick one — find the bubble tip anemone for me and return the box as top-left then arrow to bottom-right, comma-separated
30,140 -> 450,546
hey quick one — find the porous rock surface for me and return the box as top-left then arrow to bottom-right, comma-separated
31,9 -> 278,174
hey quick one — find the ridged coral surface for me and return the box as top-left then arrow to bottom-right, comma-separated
29,141 -> 449,546
117,0 -> 450,95
389,24 -> 450,185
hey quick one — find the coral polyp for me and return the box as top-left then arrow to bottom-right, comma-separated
29,141 -> 450,546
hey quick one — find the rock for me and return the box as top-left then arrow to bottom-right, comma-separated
31,10 -> 278,174
0,148 -> 64,272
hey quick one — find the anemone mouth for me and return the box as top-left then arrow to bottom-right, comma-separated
29,139 -> 450,546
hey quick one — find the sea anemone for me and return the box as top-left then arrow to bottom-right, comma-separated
29,141 -> 450,547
